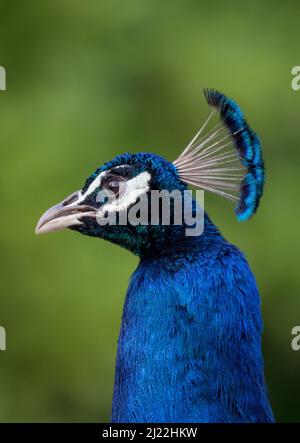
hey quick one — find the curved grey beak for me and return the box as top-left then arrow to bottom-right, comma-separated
35,191 -> 96,234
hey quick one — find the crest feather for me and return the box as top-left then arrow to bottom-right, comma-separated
173,89 -> 265,221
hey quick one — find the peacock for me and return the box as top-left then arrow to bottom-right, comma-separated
35,89 -> 274,423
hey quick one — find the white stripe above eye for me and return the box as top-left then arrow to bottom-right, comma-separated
78,165 -> 131,203
76,171 -> 107,204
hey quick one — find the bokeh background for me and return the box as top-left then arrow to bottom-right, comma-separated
0,0 -> 299,422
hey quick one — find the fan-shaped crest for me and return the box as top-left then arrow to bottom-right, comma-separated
173,89 -> 265,221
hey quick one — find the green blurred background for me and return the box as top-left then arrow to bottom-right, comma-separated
0,0 -> 299,422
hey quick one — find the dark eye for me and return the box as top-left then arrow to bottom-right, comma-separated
107,180 -> 121,193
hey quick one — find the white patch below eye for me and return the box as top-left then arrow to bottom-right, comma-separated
99,171 -> 151,214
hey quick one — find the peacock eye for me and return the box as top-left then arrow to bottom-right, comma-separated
106,180 -> 121,193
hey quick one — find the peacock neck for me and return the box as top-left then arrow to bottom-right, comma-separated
139,212 -> 224,267
111,212 -> 274,422
111,215 -> 227,422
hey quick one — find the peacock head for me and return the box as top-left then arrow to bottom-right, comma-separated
35,152 -> 190,255
35,89 -> 265,256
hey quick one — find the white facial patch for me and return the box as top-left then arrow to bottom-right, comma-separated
98,171 -> 151,215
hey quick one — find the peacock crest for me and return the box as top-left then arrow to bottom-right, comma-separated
173,89 -> 265,221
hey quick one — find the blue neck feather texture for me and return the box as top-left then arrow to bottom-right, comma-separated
112,213 -> 274,423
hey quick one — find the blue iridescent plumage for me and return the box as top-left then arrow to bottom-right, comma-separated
112,210 -> 274,422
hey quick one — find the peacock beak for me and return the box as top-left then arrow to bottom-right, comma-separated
35,191 -> 97,234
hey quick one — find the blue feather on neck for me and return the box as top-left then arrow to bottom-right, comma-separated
112,213 -> 274,423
